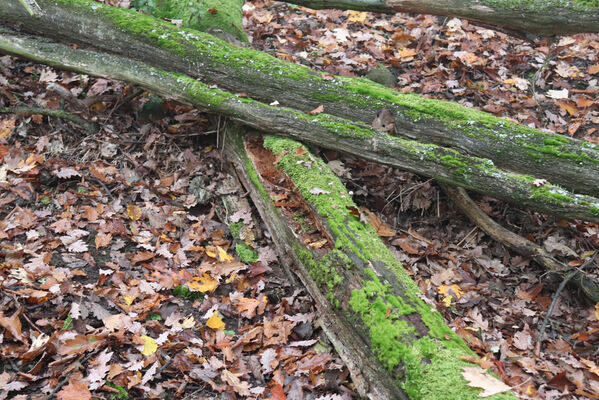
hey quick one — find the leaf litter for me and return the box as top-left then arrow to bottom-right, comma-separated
1,1 -> 599,399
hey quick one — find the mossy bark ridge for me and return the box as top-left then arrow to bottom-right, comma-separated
2,0 -> 599,198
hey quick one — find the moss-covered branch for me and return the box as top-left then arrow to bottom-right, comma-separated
130,0 -> 247,42
1,0 -> 599,197
225,126 -> 517,399
2,27 -> 599,223
286,0 -> 599,36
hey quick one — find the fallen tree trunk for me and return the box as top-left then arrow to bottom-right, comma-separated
225,126 -> 517,400
2,0 -> 599,199
286,0 -> 599,36
3,27 -> 599,224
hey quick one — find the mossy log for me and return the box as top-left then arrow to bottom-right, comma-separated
287,0 -> 599,37
2,0 -> 599,199
224,125 -> 517,400
2,26 -> 599,223
130,0 -> 248,43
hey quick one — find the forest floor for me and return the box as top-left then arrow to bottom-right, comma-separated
1,1 -> 599,399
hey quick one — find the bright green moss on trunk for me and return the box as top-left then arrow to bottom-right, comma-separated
261,135 -> 517,399
131,0 -> 248,42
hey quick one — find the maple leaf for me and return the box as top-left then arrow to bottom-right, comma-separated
236,297 -> 261,319
461,367 -> 512,397
206,311 -> 225,330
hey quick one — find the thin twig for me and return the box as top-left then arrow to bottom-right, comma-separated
1,106 -> 97,133
535,251 -> 597,356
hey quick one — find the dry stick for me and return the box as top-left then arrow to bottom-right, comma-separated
440,184 -> 599,302
0,106 -> 97,133
534,252 -> 598,356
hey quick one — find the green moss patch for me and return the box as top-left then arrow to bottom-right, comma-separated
259,135 -> 516,399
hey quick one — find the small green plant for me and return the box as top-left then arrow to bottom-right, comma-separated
62,314 -> 73,330
106,382 -> 128,400
173,285 -> 204,301
145,312 -> 162,321
235,243 -> 258,263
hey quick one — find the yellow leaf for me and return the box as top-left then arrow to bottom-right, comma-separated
442,295 -> 452,307
217,245 -> 234,262
594,302 -> 599,320
205,248 -> 217,258
438,284 -> 464,299
206,312 -> 225,330
140,335 -> 157,356
127,204 -> 142,221
348,11 -> 367,23
187,273 -> 219,292
123,295 -> 136,305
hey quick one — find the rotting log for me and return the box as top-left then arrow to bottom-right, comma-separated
2,27 -> 599,223
224,125 -> 518,400
440,183 -> 599,303
286,0 -> 599,37
2,0 -> 599,198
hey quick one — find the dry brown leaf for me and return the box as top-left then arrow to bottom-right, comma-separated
359,207 -> 396,237
461,367 -> 512,397
0,306 -> 25,343
57,372 -> 91,400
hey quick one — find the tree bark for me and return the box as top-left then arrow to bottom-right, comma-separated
225,126 -> 517,400
2,26 -> 599,223
2,0 -> 599,199
286,0 -> 599,37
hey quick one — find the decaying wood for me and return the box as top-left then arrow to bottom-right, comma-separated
2,27 -> 599,224
225,125 -> 517,399
2,0 -> 599,199
440,184 -> 599,303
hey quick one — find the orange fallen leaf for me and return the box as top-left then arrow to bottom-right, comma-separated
307,105 -> 324,115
